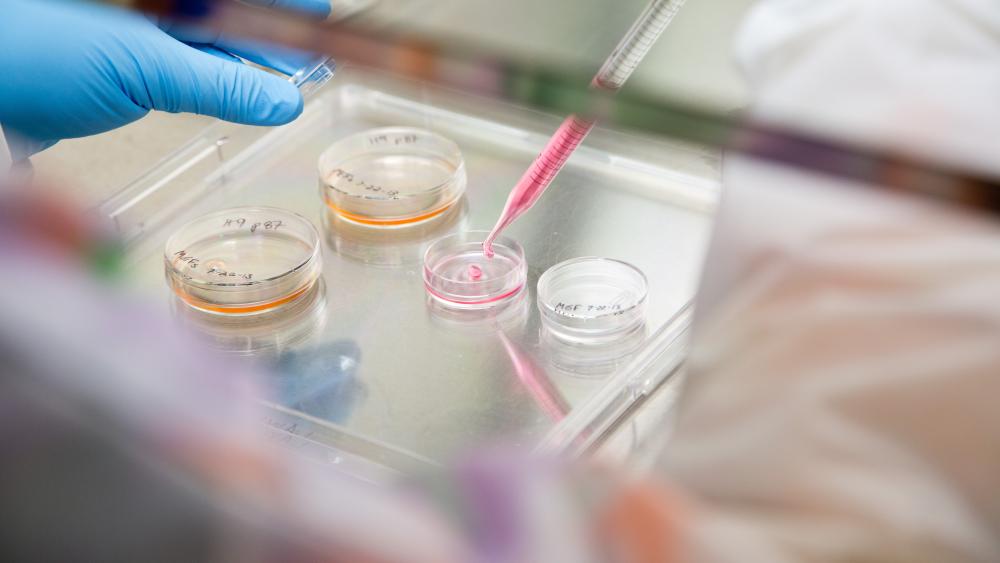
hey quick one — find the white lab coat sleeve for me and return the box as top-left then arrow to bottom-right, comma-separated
653,1 -> 1000,562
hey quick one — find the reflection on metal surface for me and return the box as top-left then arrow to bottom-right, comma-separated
268,340 -> 367,425
171,280 -> 328,357
540,323 -> 647,378
499,331 -> 570,422
428,291 -> 569,422
323,197 -> 468,266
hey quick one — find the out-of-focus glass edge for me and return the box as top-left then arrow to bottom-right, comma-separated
534,300 -> 693,458
291,57 -> 337,100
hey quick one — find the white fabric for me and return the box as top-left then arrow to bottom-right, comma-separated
0,126 -> 10,176
658,1 -> 1000,561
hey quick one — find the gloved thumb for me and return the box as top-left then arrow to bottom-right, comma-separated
124,31 -> 304,126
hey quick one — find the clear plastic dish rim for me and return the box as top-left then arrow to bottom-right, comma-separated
536,256 -> 650,322
163,206 -> 322,290
422,230 -> 526,290
318,126 -> 467,204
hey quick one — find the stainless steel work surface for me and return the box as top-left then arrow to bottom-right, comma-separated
104,67 -> 719,477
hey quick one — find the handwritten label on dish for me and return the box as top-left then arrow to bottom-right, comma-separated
366,133 -> 419,147
554,302 -> 625,318
172,250 -> 254,281
326,167 -> 401,199
222,217 -> 284,233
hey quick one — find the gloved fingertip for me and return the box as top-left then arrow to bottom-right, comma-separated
245,71 -> 304,126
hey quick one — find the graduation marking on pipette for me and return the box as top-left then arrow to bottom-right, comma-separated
482,0 -> 688,259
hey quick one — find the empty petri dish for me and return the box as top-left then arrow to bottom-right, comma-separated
165,207 -> 322,315
423,231 -> 527,310
537,257 -> 648,343
319,127 -> 466,227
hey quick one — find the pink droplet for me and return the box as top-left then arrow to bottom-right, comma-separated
468,264 -> 484,281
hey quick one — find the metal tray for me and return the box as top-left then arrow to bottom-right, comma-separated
99,66 -> 719,480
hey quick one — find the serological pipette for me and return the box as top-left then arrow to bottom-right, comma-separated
483,0 -> 688,257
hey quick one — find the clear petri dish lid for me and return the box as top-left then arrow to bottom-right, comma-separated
536,257 -> 648,343
318,127 -> 467,228
164,207 -> 322,316
423,231 -> 527,310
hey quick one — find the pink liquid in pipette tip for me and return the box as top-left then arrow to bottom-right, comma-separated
483,115 -> 596,258
482,0 -> 685,258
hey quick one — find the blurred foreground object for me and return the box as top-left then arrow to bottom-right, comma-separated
5,1 -> 1000,562
651,1 -> 1000,561
0,187 -> 465,562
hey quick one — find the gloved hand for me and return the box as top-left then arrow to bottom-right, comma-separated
0,0 -> 331,161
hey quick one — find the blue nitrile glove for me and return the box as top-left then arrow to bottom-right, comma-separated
0,0 -> 330,161
161,0 -> 331,75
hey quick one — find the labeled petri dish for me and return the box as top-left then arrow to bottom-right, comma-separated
319,127 -> 467,228
423,231 -> 527,310
165,207 -> 322,315
537,257 -> 648,343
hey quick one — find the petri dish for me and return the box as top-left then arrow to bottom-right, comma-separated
318,127 -> 467,227
423,231 -> 527,310
165,207 -> 322,315
536,257 -> 648,343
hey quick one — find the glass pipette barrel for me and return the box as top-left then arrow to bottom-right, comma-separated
483,0 -> 688,257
